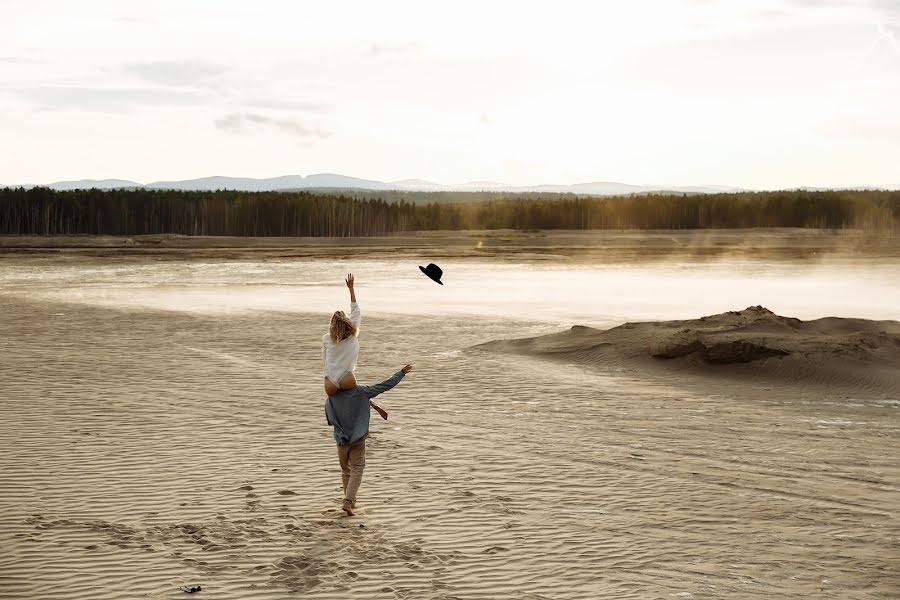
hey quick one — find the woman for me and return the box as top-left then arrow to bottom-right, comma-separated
322,273 -> 388,419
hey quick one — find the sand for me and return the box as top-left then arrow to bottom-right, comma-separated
1,287 -> 899,599
2,232 -> 899,599
2,228 -> 899,264
476,305 -> 900,397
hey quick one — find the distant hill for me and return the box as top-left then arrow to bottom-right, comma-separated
0,174 -> 746,195
388,178 -> 446,190
145,175 -> 306,192
28,179 -> 142,191
3,173 -> 899,195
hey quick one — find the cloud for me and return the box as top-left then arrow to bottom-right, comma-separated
818,110 -> 900,143
783,0 -> 900,18
122,60 -> 229,87
869,23 -> 900,51
1,85 -> 209,113
116,61 -> 331,113
858,23 -> 900,70
742,0 -> 900,21
874,0 -> 900,17
241,97 -> 331,112
214,112 -> 331,138
115,16 -> 154,24
753,9 -> 792,19
369,41 -> 421,56
0,57 -> 42,64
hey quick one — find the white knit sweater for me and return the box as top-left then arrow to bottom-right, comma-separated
322,301 -> 361,385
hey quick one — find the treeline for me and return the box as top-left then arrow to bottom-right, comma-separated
0,186 -> 897,236
292,188 -> 592,205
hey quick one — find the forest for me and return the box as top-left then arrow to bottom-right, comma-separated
0,186 -> 897,236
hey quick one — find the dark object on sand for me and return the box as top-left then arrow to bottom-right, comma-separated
419,263 -> 444,285
180,584 -> 202,593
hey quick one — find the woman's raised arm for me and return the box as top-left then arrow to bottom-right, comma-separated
346,273 -> 360,326
346,273 -> 356,303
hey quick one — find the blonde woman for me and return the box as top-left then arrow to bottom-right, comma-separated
323,274 -> 388,420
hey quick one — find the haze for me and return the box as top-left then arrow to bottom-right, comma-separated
3,257 -> 898,325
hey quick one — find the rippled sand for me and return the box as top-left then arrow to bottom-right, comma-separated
1,295 -> 899,599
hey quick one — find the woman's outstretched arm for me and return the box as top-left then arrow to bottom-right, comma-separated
346,273 -> 360,327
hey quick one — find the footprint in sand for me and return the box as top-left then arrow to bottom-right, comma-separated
270,554 -> 336,592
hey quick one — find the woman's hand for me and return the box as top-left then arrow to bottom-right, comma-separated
346,273 -> 357,302
401,364 -> 414,374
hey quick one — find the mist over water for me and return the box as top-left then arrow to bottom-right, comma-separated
2,257 -> 898,327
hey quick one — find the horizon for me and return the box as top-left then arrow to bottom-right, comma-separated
4,171 -> 900,193
2,1 -> 899,188
5,171 -> 900,193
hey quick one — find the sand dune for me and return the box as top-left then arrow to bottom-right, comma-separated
475,306 -> 900,396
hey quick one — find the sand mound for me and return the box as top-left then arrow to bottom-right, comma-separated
476,306 -> 900,395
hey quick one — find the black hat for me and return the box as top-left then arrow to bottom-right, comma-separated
419,263 -> 444,285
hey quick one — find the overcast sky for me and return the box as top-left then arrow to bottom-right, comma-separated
1,0 -> 899,188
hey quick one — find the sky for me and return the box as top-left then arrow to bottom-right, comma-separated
1,0 -> 899,189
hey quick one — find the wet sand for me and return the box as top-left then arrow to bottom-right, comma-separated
2,228 -> 899,264
1,289 -> 899,598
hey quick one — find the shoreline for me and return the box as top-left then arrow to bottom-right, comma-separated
2,228 -> 898,263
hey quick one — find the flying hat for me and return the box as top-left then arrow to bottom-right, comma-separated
419,263 -> 444,285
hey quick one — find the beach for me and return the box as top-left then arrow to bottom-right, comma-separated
1,230 -> 899,599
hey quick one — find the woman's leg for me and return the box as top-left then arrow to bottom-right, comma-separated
338,371 -> 357,389
324,377 -> 339,395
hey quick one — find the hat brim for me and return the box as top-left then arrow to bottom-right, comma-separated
419,265 -> 443,285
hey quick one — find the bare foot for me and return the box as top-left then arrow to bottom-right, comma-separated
342,500 -> 354,516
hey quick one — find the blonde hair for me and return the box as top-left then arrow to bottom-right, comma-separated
329,310 -> 357,343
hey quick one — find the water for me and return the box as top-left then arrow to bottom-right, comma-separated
1,257 -> 897,327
